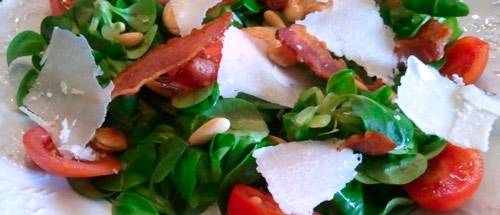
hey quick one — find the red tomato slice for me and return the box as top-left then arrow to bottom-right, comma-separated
440,36 -> 489,85
50,0 -> 74,16
23,126 -> 122,178
403,144 -> 484,211
228,184 -> 286,215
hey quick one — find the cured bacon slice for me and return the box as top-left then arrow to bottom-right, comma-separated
395,19 -> 452,64
276,24 -> 346,80
260,0 -> 288,10
338,131 -> 397,156
111,13 -> 232,98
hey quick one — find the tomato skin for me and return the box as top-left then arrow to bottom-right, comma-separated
228,184 -> 286,215
23,126 -> 123,178
440,36 -> 489,85
50,0 -> 74,16
403,144 -> 484,211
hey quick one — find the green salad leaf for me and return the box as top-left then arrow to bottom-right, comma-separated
113,193 -> 159,215
402,0 -> 469,17
6,31 -> 47,66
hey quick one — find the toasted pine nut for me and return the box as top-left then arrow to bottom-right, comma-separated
270,135 -> 287,144
305,0 -> 333,14
267,42 -> 299,67
264,10 -> 287,28
242,27 -> 277,46
354,79 -> 369,91
283,0 -> 333,22
117,32 -> 144,48
188,118 -> 231,145
283,0 -> 305,22
163,2 -> 180,36
91,128 -> 128,152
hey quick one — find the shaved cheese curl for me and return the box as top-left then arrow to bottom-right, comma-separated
111,13 -> 232,98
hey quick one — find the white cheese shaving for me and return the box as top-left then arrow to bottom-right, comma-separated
297,0 -> 398,84
397,56 -> 500,151
253,140 -> 362,215
218,27 -> 320,108
20,28 -> 113,161
171,0 -> 223,36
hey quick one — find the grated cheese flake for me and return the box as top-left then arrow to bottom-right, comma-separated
397,56 -> 500,151
171,0 -> 223,36
253,140 -> 362,215
218,27 -> 320,108
20,28 -> 113,161
297,0 -> 398,84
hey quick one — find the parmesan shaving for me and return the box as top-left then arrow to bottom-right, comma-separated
397,56 -> 500,151
253,140 -> 362,215
218,27 -> 320,108
297,0 -> 398,84
171,0 -> 223,36
21,28 -> 113,161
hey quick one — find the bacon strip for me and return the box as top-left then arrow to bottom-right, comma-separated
261,0 -> 288,10
111,13 -> 232,98
338,131 -> 397,156
395,19 -> 452,64
276,24 -> 346,80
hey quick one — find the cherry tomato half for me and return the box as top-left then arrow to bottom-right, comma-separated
23,126 -> 122,178
440,36 -> 489,85
50,0 -> 74,16
403,144 -> 484,211
228,184 -> 286,215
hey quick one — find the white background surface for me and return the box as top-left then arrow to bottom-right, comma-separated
0,0 -> 498,214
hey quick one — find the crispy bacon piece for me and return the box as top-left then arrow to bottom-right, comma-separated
276,24 -> 346,80
338,131 -> 397,156
111,13 -> 232,98
260,0 -> 288,10
395,19 -> 452,64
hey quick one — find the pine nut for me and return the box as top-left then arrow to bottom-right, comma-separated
283,0 -> 333,22
264,10 -> 287,28
354,79 -> 369,91
283,0 -> 305,22
305,0 -> 333,14
188,118 -> 231,145
267,42 -> 298,67
270,135 -> 287,144
117,32 -> 144,48
91,128 -> 128,152
163,2 -> 181,36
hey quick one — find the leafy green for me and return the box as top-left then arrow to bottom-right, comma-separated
126,24 -> 158,59
40,16 -> 74,42
126,185 -> 176,215
89,0 -> 157,41
67,178 -> 114,198
349,96 -> 415,153
323,181 -> 415,215
95,144 -> 156,191
16,69 -> 38,107
112,193 -> 159,215
356,153 -> 427,185
6,31 -> 47,66
439,17 -> 463,43
326,69 -> 357,95
203,99 -> 269,141
402,0 -> 469,17
150,137 -> 188,183
173,82 -> 220,114
379,0 -> 431,39
171,148 -> 206,208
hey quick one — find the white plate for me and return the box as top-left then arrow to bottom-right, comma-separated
0,1 -> 498,214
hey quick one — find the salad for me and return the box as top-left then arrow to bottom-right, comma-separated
5,0 -> 499,214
